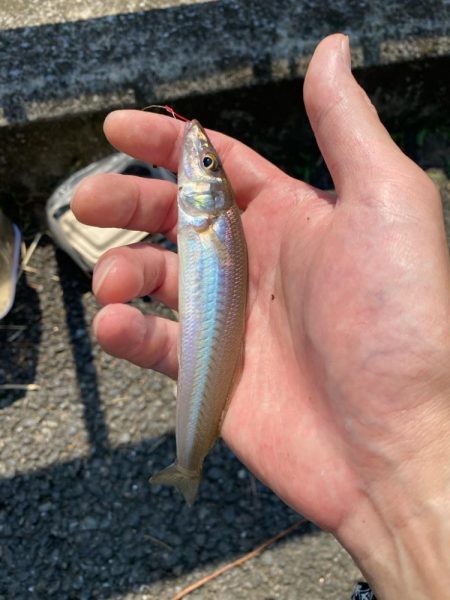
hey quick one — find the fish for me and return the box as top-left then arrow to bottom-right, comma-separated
150,119 -> 248,505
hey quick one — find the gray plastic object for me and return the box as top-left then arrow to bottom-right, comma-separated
46,153 -> 176,273
0,210 -> 21,319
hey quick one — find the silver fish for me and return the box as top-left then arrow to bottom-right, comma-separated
150,120 -> 248,505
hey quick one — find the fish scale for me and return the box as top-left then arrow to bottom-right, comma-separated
150,120 -> 248,505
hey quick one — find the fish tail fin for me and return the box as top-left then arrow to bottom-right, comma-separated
150,463 -> 201,506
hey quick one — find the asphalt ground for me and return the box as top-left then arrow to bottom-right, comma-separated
1,167 -> 448,599
0,237 -> 363,599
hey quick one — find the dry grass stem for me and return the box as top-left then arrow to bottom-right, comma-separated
171,518 -> 307,600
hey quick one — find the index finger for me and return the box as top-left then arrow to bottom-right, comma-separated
104,110 -> 283,207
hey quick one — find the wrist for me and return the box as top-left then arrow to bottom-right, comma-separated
336,422 -> 450,599
339,491 -> 450,599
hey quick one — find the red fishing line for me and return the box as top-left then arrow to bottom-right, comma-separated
142,104 -> 190,122
164,105 -> 190,122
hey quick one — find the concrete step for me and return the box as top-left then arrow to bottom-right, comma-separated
1,0 -> 449,126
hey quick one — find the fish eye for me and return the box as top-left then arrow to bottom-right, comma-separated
202,153 -> 219,171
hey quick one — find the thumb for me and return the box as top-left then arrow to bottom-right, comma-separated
303,34 -> 426,204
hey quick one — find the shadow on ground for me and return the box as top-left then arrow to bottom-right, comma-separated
0,435 -> 307,599
55,249 -> 110,456
0,244 -> 305,599
0,273 -> 42,408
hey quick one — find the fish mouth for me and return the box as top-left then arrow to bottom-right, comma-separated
179,118 -> 220,184
184,119 -> 207,140
181,119 -> 210,161
189,118 -> 203,131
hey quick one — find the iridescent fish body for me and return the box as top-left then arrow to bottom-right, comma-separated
150,120 -> 247,505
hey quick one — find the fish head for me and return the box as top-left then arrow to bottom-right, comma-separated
178,120 -> 233,216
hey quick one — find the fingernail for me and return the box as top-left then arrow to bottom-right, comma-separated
340,34 -> 351,70
92,312 -> 103,338
93,257 -> 116,296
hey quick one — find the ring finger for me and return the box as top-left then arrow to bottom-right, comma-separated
93,242 -> 178,309
93,303 -> 178,379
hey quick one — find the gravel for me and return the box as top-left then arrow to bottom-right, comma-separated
0,241 -> 361,599
1,167 -> 448,599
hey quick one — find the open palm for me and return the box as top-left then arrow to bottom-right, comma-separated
72,34 -> 450,549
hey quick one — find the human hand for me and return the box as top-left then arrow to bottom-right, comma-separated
72,34 -> 450,598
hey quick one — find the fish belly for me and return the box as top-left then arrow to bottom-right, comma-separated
176,205 -> 247,473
